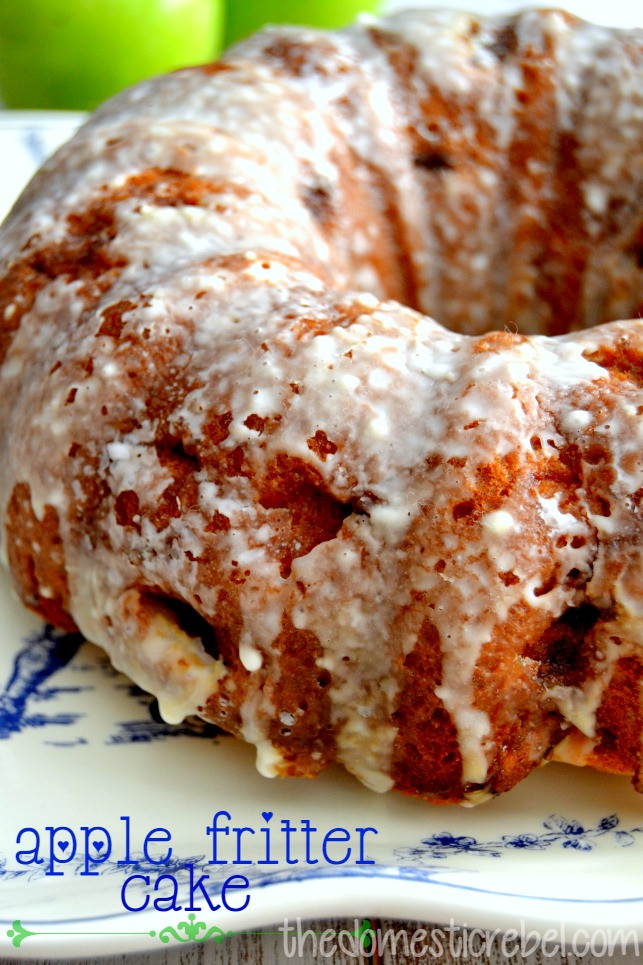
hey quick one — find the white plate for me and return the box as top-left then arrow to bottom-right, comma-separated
0,112 -> 85,224
0,45 -> 642,957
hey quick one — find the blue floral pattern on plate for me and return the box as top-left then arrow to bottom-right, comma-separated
395,813 -> 643,862
0,624 -> 224,744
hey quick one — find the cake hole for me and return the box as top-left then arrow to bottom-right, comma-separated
244,413 -> 266,434
499,570 -> 520,586
168,438 -> 200,471
590,495 -> 612,517
488,22 -> 518,59
452,499 -> 475,520
301,182 -> 333,224
413,151 -> 453,172
259,454 -> 351,577
114,489 -> 140,529
526,603 -> 601,686
307,429 -> 338,461
533,573 -> 557,597
585,445 -> 607,465
145,594 -> 220,661
351,490 -> 381,516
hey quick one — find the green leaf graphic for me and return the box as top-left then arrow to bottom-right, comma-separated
6,920 -> 37,947
157,912 -> 230,944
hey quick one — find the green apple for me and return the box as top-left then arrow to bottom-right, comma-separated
224,0 -> 382,48
0,0 -> 223,111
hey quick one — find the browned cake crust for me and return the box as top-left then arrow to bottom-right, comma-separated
0,8 -> 641,803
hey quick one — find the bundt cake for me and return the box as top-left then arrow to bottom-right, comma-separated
0,8 -> 641,804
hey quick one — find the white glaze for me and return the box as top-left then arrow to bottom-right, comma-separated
0,9 -> 641,803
